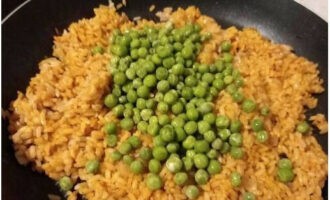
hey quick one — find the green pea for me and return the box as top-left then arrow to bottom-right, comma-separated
139,147 -> 152,161
125,67 -> 136,80
221,40 -> 232,52
185,75 -> 198,87
172,117 -> 185,128
123,155 -> 134,165
111,44 -> 128,56
156,45 -> 173,58
185,185 -> 200,200
194,140 -> 210,153
218,129 -> 231,141
183,135 -> 196,149
152,146 -> 168,161
137,85 -> 150,98
137,47 -> 148,58
166,142 -> 180,153
130,160 -> 144,174
163,57 -> 175,68
235,77 -> 244,87
230,120 -> 242,133
120,118 -> 134,131
58,176 -> 73,192
174,172 -> 188,186
104,122 -> 117,135
143,75 -> 157,88
175,127 -> 187,142
156,67 -> 169,80
220,142 -> 230,154
230,147 -> 244,159
296,121 -> 310,134
277,168 -> 294,183
198,102 -> 213,115
222,52 -> 233,63
198,64 -> 208,73
127,90 -> 138,103
195,169 -> 209,185
216,115 -> 230,129
130,49 -> 139,59
104,94 -> 118,108
183,156 -> 194,171
184,121 -> 198,135
193,85 -> 207,98
206,149 -> 218,159
212,79 -> 225,90
261,106 -> 270,116
148,123 -> 160,136
153,135 -> 166,146
193,153 -> 209,169
243,192 -> 256,200
91,46 -> 104,55
136,98 -> 146,110
128,135 -> 142,149
110,150 -> 122,161
229,133 -> 243,147
146,174 -> 163,190
113,72 -> 127,85
211,138 -> 223,150
141,109 -> 153,121
160,125 -> 175,142
251,118 -> 264,132
230,171 -> 241,187
172,102 -> 184,115
164,91 -> 178,105
165,156 -> 183,173
151,54 -> 162,65
256,130 -> 269,143
215,60 -> 225,72
132,78 -> 143,88
232,91 -> 244,103
186,108 -> 199,121
168,74 -> 179,86
113,104 -> 124,117
204,130 -> 216,143
278,158 -> 293,169
173,42 -> 183,51
145,60 -> 156,73
148,159 -> 162,173
198,120 -> 211,134
186,149 -> 196,158
157,102 -> 169,114
106,134 -> 118,147
182,87 -> 194,100
207,160 -> 222,175
130,38 -> 141,48
202,73 -> 214,84
85,159 -> 100,174
146,99 -> 156,109
242,99 -> 256,113
182,46 -> 193,59
203,113 -> 216,125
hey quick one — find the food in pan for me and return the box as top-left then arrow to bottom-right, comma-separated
8,4 -> 328,200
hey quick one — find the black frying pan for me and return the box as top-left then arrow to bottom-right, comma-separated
2,0 -> 328,199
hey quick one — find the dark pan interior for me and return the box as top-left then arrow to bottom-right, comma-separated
2,0 -> 327,199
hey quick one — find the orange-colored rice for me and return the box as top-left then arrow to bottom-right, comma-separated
8,5 -> 327,200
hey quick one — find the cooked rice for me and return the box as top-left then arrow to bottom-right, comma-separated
8,5 -> 327,200
310,114 -> 328,134
149,5 -> 156,12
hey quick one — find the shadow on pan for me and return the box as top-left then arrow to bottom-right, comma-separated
2,0 -> 327,199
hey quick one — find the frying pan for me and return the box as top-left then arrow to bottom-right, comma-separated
2,0 -> 328,199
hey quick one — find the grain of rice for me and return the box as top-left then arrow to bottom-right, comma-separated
149,4 -> 156,12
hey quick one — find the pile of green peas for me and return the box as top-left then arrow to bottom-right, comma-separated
101,23 -> 253,199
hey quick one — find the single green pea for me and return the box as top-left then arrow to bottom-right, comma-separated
160,125 -> 175,142
232,91 -> 244,103
148,159 -> 162,173
194,140 -> 210,153
158,114 -> 170,126
164,91 -> 178,105
198,102 -> 213,115
145,60 -> 156,73
168,74 -> 179,87
186,108 -> 199,121
172,102 -> 184,115
211,138 -> 223,150
104,94 -> 118,108
216,115 -> 230,129
151,54 -> 162,65
193,85 -> 207,98
235,77 -> 244,87
251,118 -> 264,132
143,75 -> 157,88
230,171 -> 241,187
277,168 -> 295,182
174,172 -> 188,186
166,142 -> 180,153
186,149 -> 196,158
185,75 -> 198,87
220,142 -> 230,154
195,169 -> 209,185
243,192 -> 256,200
261,106 -> 270,116
137,85 -> 150,98
110,150 -> 122,161
207,160 -> 222,175
128,135 -> 142,149
230,120 -> 242,133
137,47 -> 148,58
58,176 -> 73,192
183,135 -> 196,149
130,38 -> 141,48
175,127 -> 187,142
218,129 -> 231,141
113,72 -> 127,86
139,147 -> 152,161
120,118 -> 134,131
123,155 -> 134,165
193,153 -> 209,169
113,104 -> 125,117
118,141 -> 133,155
221,40 -> 232,52
146,173 -> 163,190
157,102 -> 169,114
126,90 -> 138,103
184,121 -> 198,135
152,146 -> 168,161
136,98 -> 146,110
182,156 -> 194,171
123,108 -> 134,118
278,158 -> 293,169
182,46 -> 193,59
106,134 -> 118,147
256,130 -> 269,143
204,130 -> 216,143
185,185 -> 199,200
212,78 -> 225,91
222,52 -> 233,63
172,117 -> 186,128
203,113 -> 216,125
153,135 -> 166,146
206,149 -> 219,159
156,67 -> 169,80
85,159 -> 100,174
141,109 -> 153,121
198,120 -> 211,134
148,123 -> 160,136
146,99 -> 156,109
111,44 -> 128,56
242,99 -> 256,113
172,63 -> 185,75
296,121 -> 310,134
104,122 -> 117,135
132,78 -> 143,89
165,156 -> 183,173
130,160 -> 144,174
229,133 -> 243,147
230,147 -> 244,159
